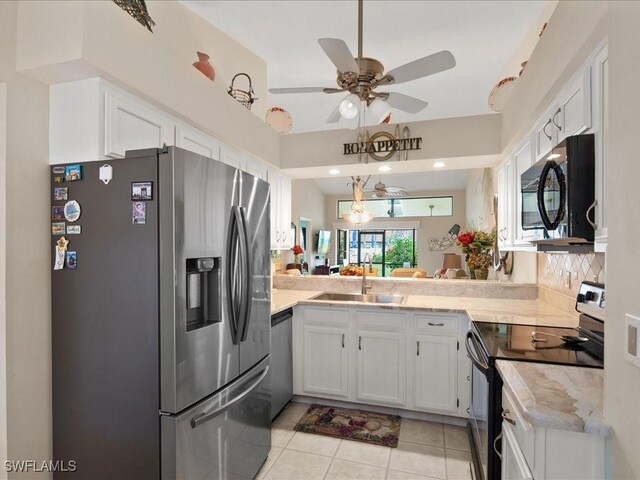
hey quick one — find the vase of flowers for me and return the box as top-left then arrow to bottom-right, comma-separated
291,244 -> 304,264
456,229 -> 496,280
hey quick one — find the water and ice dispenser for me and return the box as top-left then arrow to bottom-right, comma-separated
186,257 -> 221,331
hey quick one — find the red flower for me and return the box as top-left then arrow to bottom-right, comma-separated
291,244 -> 304,255
457,232 -> 475,246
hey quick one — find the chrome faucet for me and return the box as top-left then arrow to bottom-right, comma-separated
362,253 -> 373,294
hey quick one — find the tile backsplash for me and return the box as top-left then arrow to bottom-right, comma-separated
537,252 -> 605,297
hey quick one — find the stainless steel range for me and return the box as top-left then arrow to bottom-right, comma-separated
465,281 -> 605,480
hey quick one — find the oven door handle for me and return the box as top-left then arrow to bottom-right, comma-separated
465,331 -> 489,375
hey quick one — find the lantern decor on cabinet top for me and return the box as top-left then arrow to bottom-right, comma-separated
228,73 -> 258,110
112,0 -> 156,32
193,52 -> 215,81
456,229 -> 496,280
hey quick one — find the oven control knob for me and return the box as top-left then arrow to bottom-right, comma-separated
577,293 -> 586,303
585,291 -> 596,301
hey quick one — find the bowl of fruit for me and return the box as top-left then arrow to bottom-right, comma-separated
340,264 -> 364,276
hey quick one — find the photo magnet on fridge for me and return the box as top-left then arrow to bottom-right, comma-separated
65,164 -> 82,182
66,251 -> 77,270
52,222 -> 65,235
52,206 -> 65,221
52,166 -> 65,175
66,225 -> 81,235
131,181 -> 153,201
64,200 -> 81,222
53,187 -> 68,201
132,202 -> 146,224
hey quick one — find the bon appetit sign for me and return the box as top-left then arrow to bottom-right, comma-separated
343,130 -> 423,162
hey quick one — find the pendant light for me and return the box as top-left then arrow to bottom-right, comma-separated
339,93 -> 360,119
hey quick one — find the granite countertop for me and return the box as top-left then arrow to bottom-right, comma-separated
271,289 -> 322,315
496,360 -> 610,436
295,294 -> 578,327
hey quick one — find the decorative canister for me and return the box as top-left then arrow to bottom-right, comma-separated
193,52 -> 215,81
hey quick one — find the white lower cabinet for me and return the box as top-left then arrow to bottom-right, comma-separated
501,422 -> 533,480
413,335 -> 458,413
293,305 -> 468,416
357,331 -> 405,406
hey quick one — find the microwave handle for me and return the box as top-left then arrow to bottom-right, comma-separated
537,160 -> 566,231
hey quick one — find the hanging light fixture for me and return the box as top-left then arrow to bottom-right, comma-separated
368,98 -> 392,124
339,93 -> 360,119
342,175 -> 373,226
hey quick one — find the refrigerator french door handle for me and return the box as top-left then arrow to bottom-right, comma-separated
238,208 -> 253,342
190,365 -> 270,428
225,206 -> 242,344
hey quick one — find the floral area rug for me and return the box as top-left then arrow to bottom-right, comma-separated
293,404 -> 401,448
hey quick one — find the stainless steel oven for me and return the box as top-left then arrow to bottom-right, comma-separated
465,329 -> 502,480
520,134 -> 595,246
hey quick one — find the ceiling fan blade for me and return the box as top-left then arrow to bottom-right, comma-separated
385,92 -> 429,114
386,50 -> 456,84
269,86 -> 343,94
326,104 -> 342,123
318,38 -> 360,74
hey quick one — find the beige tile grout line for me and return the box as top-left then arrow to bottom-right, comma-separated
321,438 -> 342,480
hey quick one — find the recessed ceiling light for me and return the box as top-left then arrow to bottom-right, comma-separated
378,165 -> 391,172
329,169 -> 340,175
433,161 -> 446,168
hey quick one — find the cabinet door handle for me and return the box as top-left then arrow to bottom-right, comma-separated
502,409 -> 516,426
586,200 -> 598,230
552,107 -> 562,131
276,231 -> 281,241
428,322 -> 445,327
358,336 -> 362,350
341,334 -> 345,349
542,118 -> 553,141
493,431 -> 503,461
416,341 -> 420,356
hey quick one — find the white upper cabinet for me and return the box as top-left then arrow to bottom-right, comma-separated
279,175 -> 292,249
175,123 -> 221,160
244,154 -> 269,182
219,145 -> 246,171
591,42 -> 608,251
497,158 -> 515,249
534,104 -> 559,162
104,88 -> 173,158
268,169 -> 293,250
556,66 -> 592,140
513,135 -> 535,248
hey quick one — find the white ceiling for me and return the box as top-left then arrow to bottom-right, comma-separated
312,169 -> 471,196
182,1 -> 551,133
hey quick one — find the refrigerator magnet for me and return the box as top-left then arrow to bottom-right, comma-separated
66,225 -> 81,235
52,166 -> 65,175
53,246 -> 65,270
64,200 -> 81,222
52,222 -> 65,236
53,176 -> 65,184
132,202 -> 146,224
131,181 -> 153,201
65,164 -> 82,182
66,251 -> 77,270
53,187 -> 68,201
52,206 -> 65,221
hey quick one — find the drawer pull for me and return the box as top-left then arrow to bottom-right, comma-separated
341,334 -> 345,348
358,336 -> 362,350
428,322 -> 445,327
416,341 -> 420,356
502,409 -> 516,425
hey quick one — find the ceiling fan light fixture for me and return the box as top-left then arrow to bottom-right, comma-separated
368,98 -> 392,124
339,93 -> 360,119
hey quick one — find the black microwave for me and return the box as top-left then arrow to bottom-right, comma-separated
520,134 -> 595,246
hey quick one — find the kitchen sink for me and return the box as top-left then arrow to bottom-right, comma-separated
314,293 -> 406,305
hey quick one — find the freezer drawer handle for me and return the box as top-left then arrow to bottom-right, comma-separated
190,365 -> 270,429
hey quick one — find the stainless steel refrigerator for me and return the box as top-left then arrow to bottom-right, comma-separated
51,147 -> 272,479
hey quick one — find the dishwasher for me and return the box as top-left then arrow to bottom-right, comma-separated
270,307 -> 293,420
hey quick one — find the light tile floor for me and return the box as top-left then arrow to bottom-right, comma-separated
257,403 -> 472,480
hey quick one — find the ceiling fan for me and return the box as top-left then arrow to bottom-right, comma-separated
367,177 -> 407,198
268,0 -> 456,125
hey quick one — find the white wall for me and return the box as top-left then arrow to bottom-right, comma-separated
604,3 -> 640,478
324,189 -> 466,276
15,1 -> 280,167
465,168 -> 495,231
0,82 -> 7,480
286,179 -> 327,267
0,2 -> 52,476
